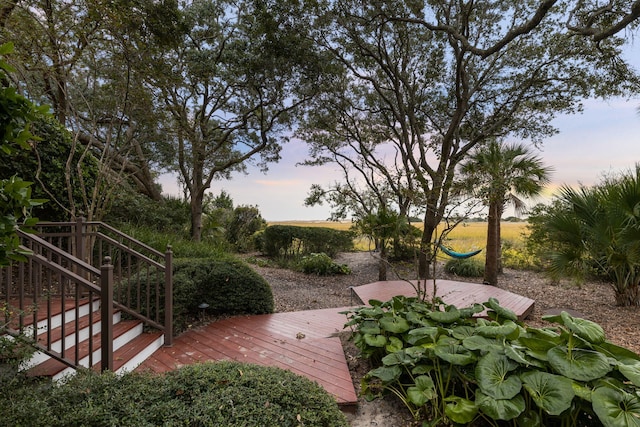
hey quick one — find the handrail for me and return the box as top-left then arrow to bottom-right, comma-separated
1,219 -> 173,374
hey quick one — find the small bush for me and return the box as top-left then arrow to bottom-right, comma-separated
172,257 -> 274,330
501,241 -> 536,270
444,257 -> 484,277
2,362 -> 348,426
226,205 -> 267,253
262,225 -> 354,258
119,256 -> 274,334
300,253 -> 351,276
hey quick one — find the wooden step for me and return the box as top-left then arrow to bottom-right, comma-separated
26,310 -> 121,368
27,320 -> 145,379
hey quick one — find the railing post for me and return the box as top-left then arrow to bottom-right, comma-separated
164,245 -> 173,347
101,256 -> 114,372
75,217 -> 86,263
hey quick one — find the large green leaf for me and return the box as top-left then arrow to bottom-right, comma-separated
476,320 -> 519,338
476,352 -> 521,399
379,315 -> 411,333
366,365 -> 402,383
427,307 -> 461,323
547,346 -> 612,381
451,325 -> 476,340
592,386 -> 640,427
560,311 -> 605,344
434,343 -> 477,366
407,326 -> 440,345
444,396 -> 478,424
618,361 -> 640,387
504,346 -> 532,367
364,333 -> 387,347
462,335 -> 504,353
516,410 -> 543,427
359,306 -> 384,318
596,341 -> 640,363
572,382 -> 593,402
524,327 -> 563,343
406,375 -> 436,406
458,303 -> 485,318
385,336 -> 403,353
359,320 -> 381,335
484,297 -> 518,322
381,349 -> 421,367
520,371 -> 575,415
476,390 -> 525,421
517,335 -> 558,361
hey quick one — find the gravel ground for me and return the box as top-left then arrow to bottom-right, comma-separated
245,252 -> 640,426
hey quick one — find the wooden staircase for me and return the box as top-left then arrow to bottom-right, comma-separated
21,299 -> 164,380
1,219 -> 173,379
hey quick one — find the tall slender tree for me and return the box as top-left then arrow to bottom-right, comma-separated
459,141 -> 552,285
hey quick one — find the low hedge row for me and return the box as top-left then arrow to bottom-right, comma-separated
2,361 -> 348,426
259,225 -> 354,258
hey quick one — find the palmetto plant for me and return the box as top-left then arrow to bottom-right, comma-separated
545,165 -> 640,306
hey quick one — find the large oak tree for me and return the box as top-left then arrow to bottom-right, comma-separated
138,0 -> 332,240
301,0 -> 639,278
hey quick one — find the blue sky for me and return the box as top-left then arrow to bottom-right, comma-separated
159,49 -> 640,222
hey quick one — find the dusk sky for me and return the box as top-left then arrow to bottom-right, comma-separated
160,47 -> 640,222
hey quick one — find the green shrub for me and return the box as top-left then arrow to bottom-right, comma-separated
262,225 -> 354,258
118,256 -> 273,334
172,257 -> 274,330
116,223 -> 228,259
344,296 -> 640,426
300,252 -> 351,276
444,257 -> 484,277
226,205 -> 267,253
501,240 -> 536,270
106,194 -> 191,235
2,361 -> 348,426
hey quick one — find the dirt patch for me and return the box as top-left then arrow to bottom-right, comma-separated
244,252 -> 640,425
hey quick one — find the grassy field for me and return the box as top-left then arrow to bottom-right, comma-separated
268,220 -> 529,252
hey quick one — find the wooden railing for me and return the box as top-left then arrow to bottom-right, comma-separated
0,218 -> 173,372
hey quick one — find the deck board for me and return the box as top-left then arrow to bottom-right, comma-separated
137,280 -> 535,407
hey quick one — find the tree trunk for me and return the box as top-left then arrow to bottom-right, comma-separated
484,202 -> 500,285
497,205 -> 504,274
191,192 -> 204,242
418,217 -> 436,279
378,244 -> 387,281
614,283 -> 640,306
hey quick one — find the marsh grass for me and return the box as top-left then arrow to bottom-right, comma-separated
269,221 -> 528,254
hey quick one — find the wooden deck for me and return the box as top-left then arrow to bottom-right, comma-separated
136,307 -> 359,406
137,280 -> 535,407
353,279 -> 535,320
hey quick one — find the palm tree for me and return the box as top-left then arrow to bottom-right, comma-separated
459,141 -> 553,285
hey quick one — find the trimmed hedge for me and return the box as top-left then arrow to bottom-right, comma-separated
119,256 -> 274,334
261,225 -> 354,258
2,361 -> 349,426
172,257 -> 274,332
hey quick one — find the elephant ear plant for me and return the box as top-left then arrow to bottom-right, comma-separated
343,296 -> 640,426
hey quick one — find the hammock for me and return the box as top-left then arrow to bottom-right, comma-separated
439,244 -> 482,259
